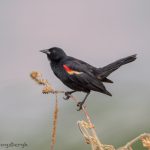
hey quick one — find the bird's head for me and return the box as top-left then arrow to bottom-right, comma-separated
40,47 -> 67,62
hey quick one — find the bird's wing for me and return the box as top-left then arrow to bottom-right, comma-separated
62,57 -> 95,76
62,58 -> 108,93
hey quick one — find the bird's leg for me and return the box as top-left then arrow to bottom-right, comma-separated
63,90 -> 76,100
77,92 -> 90,111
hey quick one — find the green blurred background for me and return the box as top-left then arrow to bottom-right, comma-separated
0,0 -> 150,149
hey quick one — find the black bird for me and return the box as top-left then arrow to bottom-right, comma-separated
40,47 -> 136,110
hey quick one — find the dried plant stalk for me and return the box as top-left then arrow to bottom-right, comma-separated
30,71 -> 150,150
141,134 -> 150,149
50,93 -> 59,150
31,71 -> 59,150
30,71 -> 55,93
118,133 -> 150,150
70,95 -> 104,150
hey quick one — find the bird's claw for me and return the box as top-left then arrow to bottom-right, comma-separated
76,101 -> 84,111
63,92 -> 71,100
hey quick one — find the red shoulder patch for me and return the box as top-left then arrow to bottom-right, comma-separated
63,65 -> 82,75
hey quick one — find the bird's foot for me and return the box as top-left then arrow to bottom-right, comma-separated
77,101 -> 84,111
63,92 -> 72,100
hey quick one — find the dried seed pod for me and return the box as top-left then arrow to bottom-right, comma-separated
42,86 -> 54,94
30,71 -> 41,79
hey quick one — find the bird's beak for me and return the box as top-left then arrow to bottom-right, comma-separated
40,49 -> 49,54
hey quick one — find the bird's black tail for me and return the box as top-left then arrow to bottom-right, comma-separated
97,54 -> 137,79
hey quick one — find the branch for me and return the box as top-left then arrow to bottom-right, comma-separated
30,71 -> 150,150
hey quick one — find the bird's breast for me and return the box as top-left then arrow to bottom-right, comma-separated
50,62 -> 69,81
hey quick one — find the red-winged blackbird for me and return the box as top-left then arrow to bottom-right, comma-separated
40,47 -> 136,110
